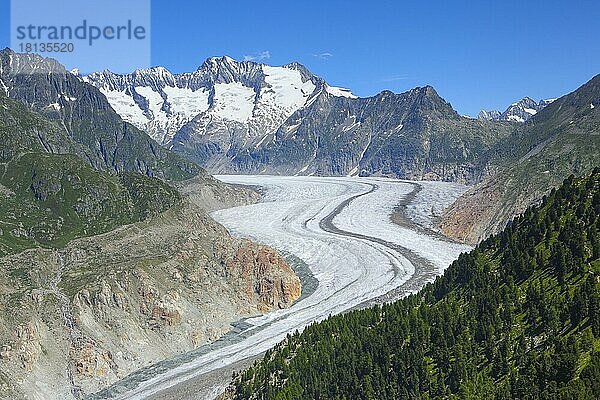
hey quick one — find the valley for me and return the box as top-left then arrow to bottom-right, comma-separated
1,1 -> 597,398
90,176 -> 471,400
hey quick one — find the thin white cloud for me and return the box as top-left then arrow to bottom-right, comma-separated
313,52 -> 333,59
243,51 -> 271,62
378,75 -> 412,83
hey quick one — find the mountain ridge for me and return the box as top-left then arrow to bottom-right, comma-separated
83,57 -> 327,145
85,56 -> 513,182
0,48 -> 202,181
215,82 -> 512,181
441,73 -> 600,243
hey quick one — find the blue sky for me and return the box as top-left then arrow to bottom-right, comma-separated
1,0 -> 598,116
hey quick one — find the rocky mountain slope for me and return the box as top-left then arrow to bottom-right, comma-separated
86,57 -> 513,182
223,86 -> 513,181
441,74 -> 600,243
0,51 -> 302,399
0,93 -> 181,256
0,183 -> 301,399
0,49 -> 201,181
478,97 -> 555,123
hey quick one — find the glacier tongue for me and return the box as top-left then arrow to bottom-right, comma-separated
95,176 -> 471,400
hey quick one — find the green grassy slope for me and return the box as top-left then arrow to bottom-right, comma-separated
484,75 -> 600,204
0,48 -> 202,181
0,94 -> 181,257
441,74 -> 600,243
231,169 -> 600,400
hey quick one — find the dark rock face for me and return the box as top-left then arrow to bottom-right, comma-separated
211,86 -> 513,183
0,48 -> 201,181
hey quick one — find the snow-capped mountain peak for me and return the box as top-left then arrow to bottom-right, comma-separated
478,97 -> 555,123
84,57 -> 362,145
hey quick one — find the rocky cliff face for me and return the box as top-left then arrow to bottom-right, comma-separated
441,75 -> 600,243
0,182 -> 301,399
85,57 -> 513,182
0,48 -> 201,181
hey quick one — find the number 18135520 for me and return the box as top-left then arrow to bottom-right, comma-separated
19,42 -> 75,53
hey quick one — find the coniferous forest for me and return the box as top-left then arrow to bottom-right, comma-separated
231,168 -> 600,399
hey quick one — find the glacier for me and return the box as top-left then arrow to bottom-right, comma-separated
91,176 -> 471,400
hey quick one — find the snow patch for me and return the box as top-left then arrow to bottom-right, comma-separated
295,164 -> 310,175
282,121 -> 302,133
303,91 -> 321,108
135,86 -> 166,121
523,108 -> 537,115
325,84 -> 358,99
0,78 -> 8,96
342,116 -> 361,132
507,115 -> 525,123
348,135 -> 372,177
162,86 -> 210,117
212,82 -> 255,122
347,166 -> 360,177
261,66 -> 316,111
254,134 -> 271,148
100,88 -> 149,128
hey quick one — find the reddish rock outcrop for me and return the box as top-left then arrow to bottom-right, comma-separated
226,242 -> 301,312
